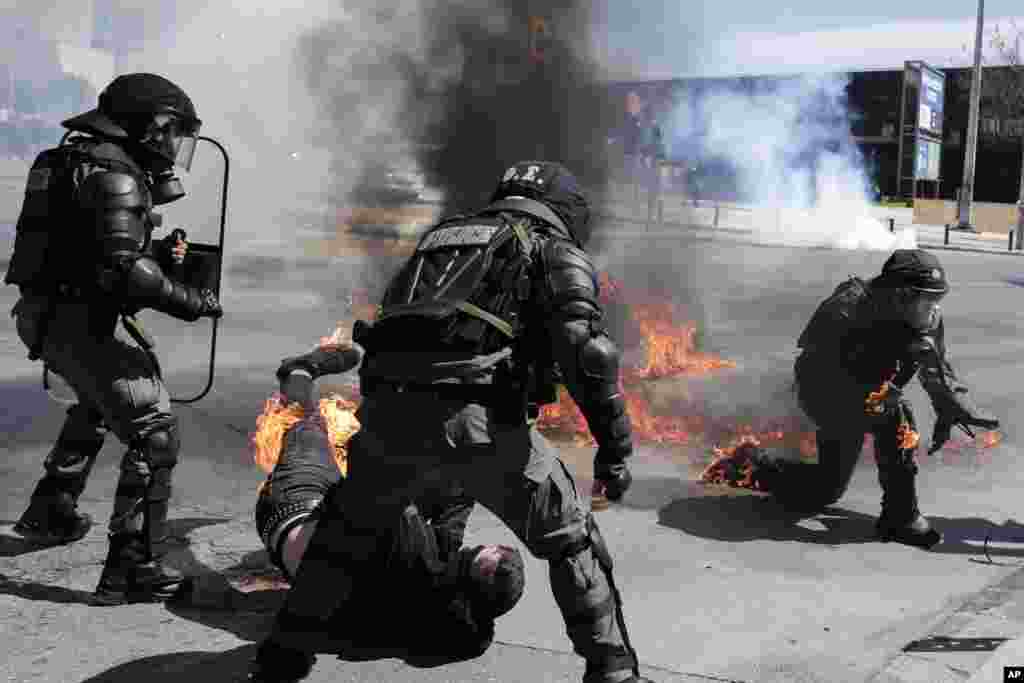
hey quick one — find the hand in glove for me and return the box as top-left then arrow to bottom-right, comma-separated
927,387 -> 1000,455
593,447 -> 634,502
196,288 -> 223,319
152,229 -> 189,270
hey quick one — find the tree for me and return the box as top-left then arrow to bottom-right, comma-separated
952,21 -> 1024,223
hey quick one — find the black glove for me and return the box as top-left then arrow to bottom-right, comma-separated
928,387 -> 1000,455
594,449 -> 633,502
196,288 -> 223,319
276,344 -> 364,382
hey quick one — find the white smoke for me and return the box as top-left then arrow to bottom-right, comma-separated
668,73 -> 916,251
106,1 -> 334,251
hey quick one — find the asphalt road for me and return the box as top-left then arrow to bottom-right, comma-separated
2,220 -> 1024,682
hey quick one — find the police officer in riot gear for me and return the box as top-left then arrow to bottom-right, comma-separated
255,161 -> 651,683
756,249 -> 999,548
5,73 -> 222,603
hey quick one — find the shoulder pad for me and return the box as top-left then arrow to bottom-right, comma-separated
79,171 -> 148,212
540,238 -> 600,310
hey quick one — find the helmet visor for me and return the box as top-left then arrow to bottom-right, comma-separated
171,132 -> 198,172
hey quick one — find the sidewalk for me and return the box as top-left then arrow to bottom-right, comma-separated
596,193 -> 1023,257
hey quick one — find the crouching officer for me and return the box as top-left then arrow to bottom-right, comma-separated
756,249 -> 999,548
255,161 -> 652,683
5,73 -> 223,602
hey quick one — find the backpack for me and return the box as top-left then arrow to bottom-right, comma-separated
3,142 -> 90,290
367,209 -> 539,355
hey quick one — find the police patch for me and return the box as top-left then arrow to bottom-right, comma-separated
25,167 -> 52,193
417,224 -> 498,251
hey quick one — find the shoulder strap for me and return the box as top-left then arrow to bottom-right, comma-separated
483,197 -> 570,238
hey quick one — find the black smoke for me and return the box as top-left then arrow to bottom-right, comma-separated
409,1 -> 618,218
295,0 -> 618,221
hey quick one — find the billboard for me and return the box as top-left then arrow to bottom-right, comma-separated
915,138 -> 942,181
918,65 -> 945,138
897,60 -> 945,195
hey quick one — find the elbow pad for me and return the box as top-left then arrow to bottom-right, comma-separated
123,256 -> 207,321
576,332 -> 634,460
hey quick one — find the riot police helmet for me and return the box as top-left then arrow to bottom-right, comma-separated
63,73 -> 202,172
490,161 -> 592,246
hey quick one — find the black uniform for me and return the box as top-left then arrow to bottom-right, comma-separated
760,250 -> 999,548
5,74 -> 221,602
259,162 -> 650,683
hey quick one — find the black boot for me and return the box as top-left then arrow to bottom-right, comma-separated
15,407 -> 104,545
15,480 -> 94,545
92,531 -> 190,605
876,463 -> 941,549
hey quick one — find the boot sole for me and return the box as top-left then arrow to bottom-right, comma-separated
13,518 -> 93,546
877,529 -> 943,549
91,577 -> 193,606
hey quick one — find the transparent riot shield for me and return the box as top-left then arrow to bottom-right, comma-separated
136,136 -> 230,404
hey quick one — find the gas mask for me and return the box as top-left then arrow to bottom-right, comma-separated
142,113 -> 200,205
149,167 -> 185,205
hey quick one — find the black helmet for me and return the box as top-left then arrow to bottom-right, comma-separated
490,161 -> 591,246
874,248 -> 949,295
63,73 -> 202,170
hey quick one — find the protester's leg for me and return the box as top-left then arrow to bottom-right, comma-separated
873,403 -> 941,548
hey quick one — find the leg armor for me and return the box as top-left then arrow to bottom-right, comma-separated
95,418 -> 188,604
520,462 -> 640,683
16,403 -> 106,544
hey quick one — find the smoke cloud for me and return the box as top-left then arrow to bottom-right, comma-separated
667,73 -> 916,250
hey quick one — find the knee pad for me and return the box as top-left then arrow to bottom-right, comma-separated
129,418 -> 181,502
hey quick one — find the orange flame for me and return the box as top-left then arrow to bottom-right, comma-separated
252,393 -> 360,477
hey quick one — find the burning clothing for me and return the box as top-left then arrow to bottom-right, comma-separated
266,163 -> 644,683
5,74 -> 222,603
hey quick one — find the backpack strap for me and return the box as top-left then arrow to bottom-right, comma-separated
483,197 -> 569,240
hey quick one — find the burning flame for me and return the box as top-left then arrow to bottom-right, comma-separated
252,323 -> 363,480
252,393 -> 360,478
538,272 -> 737,444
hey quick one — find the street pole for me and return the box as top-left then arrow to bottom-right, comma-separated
956,0 -> 985,231
1017,35 -> 1024,248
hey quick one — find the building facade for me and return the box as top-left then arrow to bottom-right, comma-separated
609,65 -> 1024,204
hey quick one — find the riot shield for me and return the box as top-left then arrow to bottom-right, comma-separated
167,135 -> 229,403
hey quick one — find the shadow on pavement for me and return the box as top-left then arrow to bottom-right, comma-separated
657,490 -> 879,545
931,517 -> 1024,560
0,575 -> 98,604
657,484 -> 1024,558
79,644 -> 257,683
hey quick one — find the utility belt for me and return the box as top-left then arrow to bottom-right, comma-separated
364,379 -> 540,423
